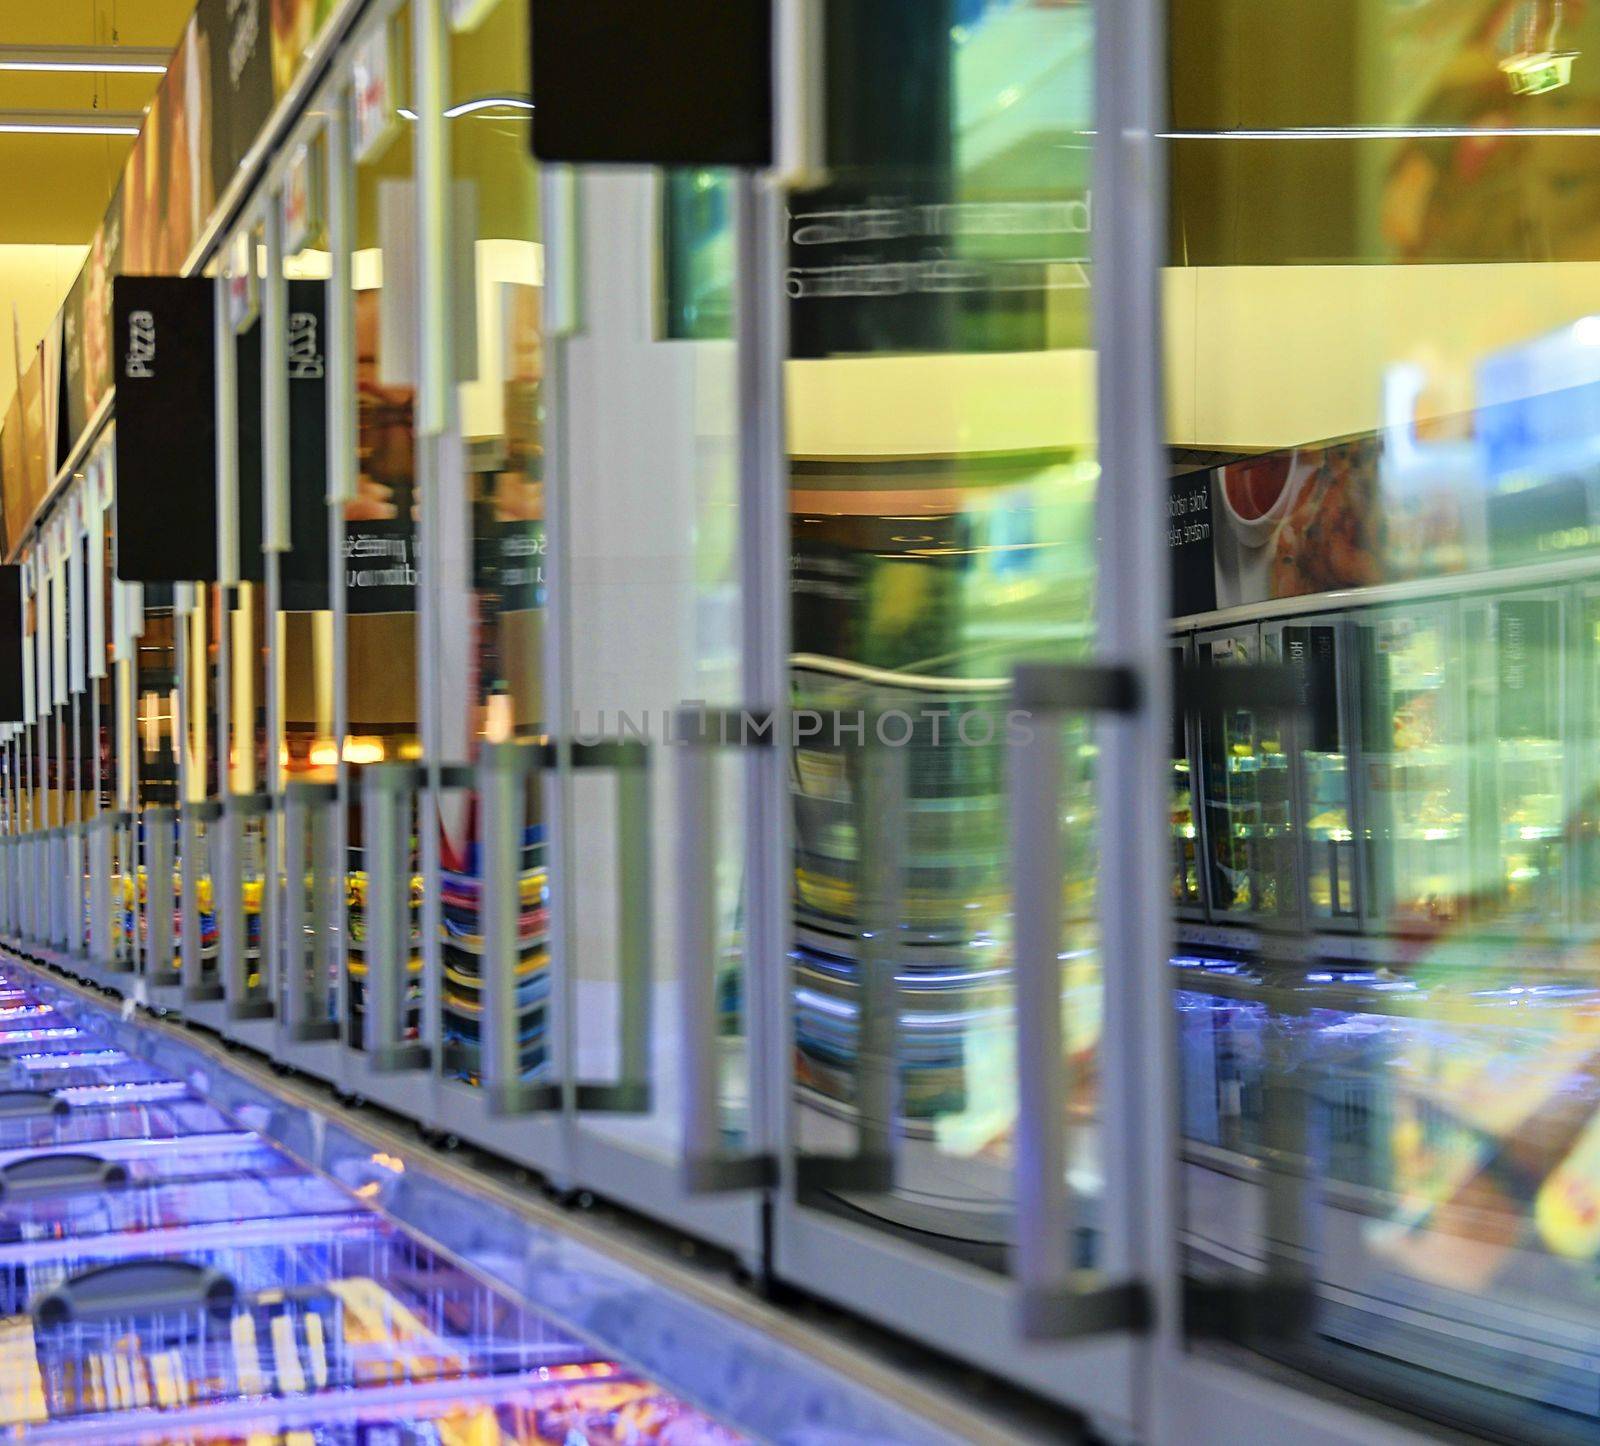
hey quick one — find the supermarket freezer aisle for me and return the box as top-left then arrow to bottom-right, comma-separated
0,955 -> 964,1444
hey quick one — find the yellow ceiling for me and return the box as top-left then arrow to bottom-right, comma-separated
0,0 -> 195,244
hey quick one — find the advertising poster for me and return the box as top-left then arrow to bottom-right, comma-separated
60,263 -> 90,459
0,395 -> 22,560
1213,439 -> 1385,607
82,194 -> 123,427
18,351 -> 48,531
1171,437 -> 1389,615
121,20 -> 207,278
271,0 -> 338,99
197,0 -> 275,200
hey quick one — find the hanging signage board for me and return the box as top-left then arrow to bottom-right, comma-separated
113,276 -> 220,583
529,0 -> 773,166
352,21 -> 401,165
284,278 -> 330,609
228,231 -> 259,332
0,565 -> 25,724
283,140 -> 321,255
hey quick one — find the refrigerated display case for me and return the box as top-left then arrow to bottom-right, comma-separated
1197,625 -> 1298,925
0,962 -> 766,1444
1172,638 -> 1204,915
1279,617 -> 1361,929
1357,604 -> 1469,932
1464,591 -> 1569,933
0,1099 -> 250,1163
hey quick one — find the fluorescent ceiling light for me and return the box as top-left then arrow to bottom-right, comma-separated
0,45 -> 167,74
396,96 -> 534,121
0,110 -> 143,137
444,96 -> 534,118
0,123 -> 139,135
1165,124 -> 1600,140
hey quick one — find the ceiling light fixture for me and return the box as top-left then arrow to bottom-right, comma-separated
0,110 -> 143,136
396,96 -> 534,121
1163,124 -> 1600,140
0,123 -> 140,135
0,44 -> 167,74
444,96 -> 534,118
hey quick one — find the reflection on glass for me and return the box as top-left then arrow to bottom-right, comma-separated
1170,0 -> 1600,1434
786,0 -> 1098,1269
1171,643 -> 1202,910
344,6 -> 420,1054
280,130 -> 337,785
440,0 -> 546,1088
1198,628 -> 1295,921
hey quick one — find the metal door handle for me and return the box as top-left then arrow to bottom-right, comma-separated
361,762 -> 427,1070
180,802 -> 224,1001
563,736 -> 653,1113
478,741 -> 558,1113
220,795 -> 274,1019
1010,663 -> 1150,1341
143,807 -> 178,986
282,781 -> 340,1042
675,707 -> 776,1193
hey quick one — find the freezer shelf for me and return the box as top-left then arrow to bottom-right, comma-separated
8,1366 -> 743,1444
0,1100 -> 245,1161
0,1173 -> 366,1245
0,964 -> 750,1444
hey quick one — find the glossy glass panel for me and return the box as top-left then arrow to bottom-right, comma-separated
785,0 -> 1098,1271
438,0 -> 546,1089
342,6 -> 421,1053
555,153 -> 743,1142
1169,2 -> 1600,1435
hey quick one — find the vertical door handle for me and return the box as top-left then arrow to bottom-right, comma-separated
567,737 -> 653,1113
360,763 -> 427,1070
181,802 -> 223,1001
479,742 -> 559,1113
675,707 -> 776,1193
220,795 -> 275,1019
143,807 -> 178,985
1009,664 -> 1150,1341
283,781 -> 339,1042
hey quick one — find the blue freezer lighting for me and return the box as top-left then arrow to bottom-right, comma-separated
56,1080 -> 190,1104
14,1049 -> 124,1069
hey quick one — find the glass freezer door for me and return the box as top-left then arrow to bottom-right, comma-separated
1358,604 -> 1468,932
1197,625 -> 1298,925
1579,587 -> 1600,929
761,0 -> 1155,1431
1465,591 -> 1568,934
1172,638 -> 1204,916
1277,617 -> 1360,928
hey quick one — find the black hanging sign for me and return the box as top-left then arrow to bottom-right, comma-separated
1284,624 -> 1341,754
113,276 -> 218,583
0,565 -> 22,723
283,278 -> 330,611
1169,468 -> 1218,618
529,0 -> 773,166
